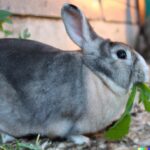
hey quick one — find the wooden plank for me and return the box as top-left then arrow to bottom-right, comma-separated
102,0 -> 138,23
91,21 -> 138,47
0,0 -> 102,19
114,0 -> 137,8
1,17 -> 138,50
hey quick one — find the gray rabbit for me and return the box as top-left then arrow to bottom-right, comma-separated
0,4 -> 149,144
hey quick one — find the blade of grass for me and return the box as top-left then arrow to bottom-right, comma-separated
18,142 -> 41,150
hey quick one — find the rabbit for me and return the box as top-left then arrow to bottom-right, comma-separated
0,3 -> 149,145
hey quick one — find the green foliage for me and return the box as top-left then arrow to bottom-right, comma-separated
105,83 -> 150,141
104,114 -> 131,141
137,83 -> 150,112
19,28 -> 31,39
0,10 -> 13,36
0,10 -> 11,21
17,142 -> 41,150
0,10 -> 31,39
0,142 -> 41,150
0,135 -> 41,150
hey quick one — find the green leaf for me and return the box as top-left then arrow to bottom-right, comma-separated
19,28 -> 31,39
137,83 -> 150,97
3,17 -> 13,24
0,10 -> 13,36
104,113 -> 131,141
0,10 -> 11,21
0,22 -> 4,31
143,98 -> 150,112
124,85 -> 137,113
18,142 -> 41,150
3,30 -> 13,36
137,83 -> 150,112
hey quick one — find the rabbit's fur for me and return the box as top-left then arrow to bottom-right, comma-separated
0,4 -> 149,144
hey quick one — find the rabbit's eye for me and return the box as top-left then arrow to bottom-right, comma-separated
116,50 -> 127,59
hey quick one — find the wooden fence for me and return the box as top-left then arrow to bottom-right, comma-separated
0,0 -> 138,50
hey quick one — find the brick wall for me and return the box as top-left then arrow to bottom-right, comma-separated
0,0 -> 138,50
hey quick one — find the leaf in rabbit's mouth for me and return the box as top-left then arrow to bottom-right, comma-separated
104,83 -> 150,141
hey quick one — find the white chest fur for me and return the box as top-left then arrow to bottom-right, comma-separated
75,65 -> 128,134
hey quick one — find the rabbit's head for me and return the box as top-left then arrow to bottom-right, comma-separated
61,4 -> 149,94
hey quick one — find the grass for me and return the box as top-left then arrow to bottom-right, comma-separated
0,135 -> 44,150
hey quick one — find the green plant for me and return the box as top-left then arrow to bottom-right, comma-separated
0,135 -> 41,150
0,10 -> 31,39
0,10 -> 13,36
105,83 -> 150,141
19,28 -> 31,39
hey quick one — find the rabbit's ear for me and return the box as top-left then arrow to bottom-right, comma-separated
61,4 -> 99,48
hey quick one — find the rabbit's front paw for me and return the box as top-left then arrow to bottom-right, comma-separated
68,135 -> 91,145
